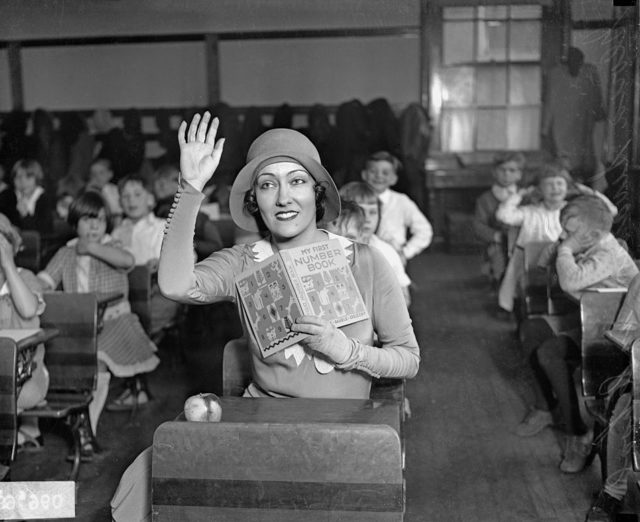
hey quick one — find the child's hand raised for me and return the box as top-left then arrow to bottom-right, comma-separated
75,237 -> 93,256
0,234 -> 15,270
178,112 -> 226,193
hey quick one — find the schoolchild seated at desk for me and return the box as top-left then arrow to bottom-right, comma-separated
361,151 -> 432,265
37,192 -> 159,460
338,182 -> 412,307
112,175 -> 180,335
472,151 -> 524,288
12,159 -> 53,236
496,162 -> 616,314
0,213 -> 48,451
516,196 -> 638,475
328,194 -> 411,307
109,174 -> 180,411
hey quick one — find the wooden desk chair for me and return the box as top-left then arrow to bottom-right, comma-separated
152,420 -> 404,521
21,293 -> 99,481
580,291 -> 629,400
579,290 -> 629,483
222,338 -> 251,397
128,265 -> 186,364
222,337 -> 407,466
15,230 -> 41,273
0,338 -> 18,480
223,337 -> 406,406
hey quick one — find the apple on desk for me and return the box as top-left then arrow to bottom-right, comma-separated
184,393 -> 222,422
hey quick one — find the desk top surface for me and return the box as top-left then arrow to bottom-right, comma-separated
0,327 -> 59,349
179,397 -> 401,433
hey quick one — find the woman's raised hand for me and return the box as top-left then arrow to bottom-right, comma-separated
178,112 -> 225,193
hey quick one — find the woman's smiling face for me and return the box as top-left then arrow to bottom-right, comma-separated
254,161 -> 318,245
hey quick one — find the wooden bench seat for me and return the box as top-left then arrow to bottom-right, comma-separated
152,413 -> 404,521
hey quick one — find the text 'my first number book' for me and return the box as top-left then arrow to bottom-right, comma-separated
235,238 -> 369,358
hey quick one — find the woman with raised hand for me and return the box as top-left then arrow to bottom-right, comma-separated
111,111 -> 420,522
159,111 -> 420,398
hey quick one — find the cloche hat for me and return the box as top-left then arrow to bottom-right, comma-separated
229,128 -> 340,232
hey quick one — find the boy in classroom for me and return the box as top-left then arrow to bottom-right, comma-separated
109,174 -> 180,410
495,162 -> 616,314
112,174 -> 181,328
516,196 -> 638,475
472,151 -> 524,288
38,192 -> 159,459
0,213 -> 48,453
86,158 -> 123,227
361,151 -> 432,264
338,181 -> 412,306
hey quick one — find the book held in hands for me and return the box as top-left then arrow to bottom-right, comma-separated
235,238 -> 369,357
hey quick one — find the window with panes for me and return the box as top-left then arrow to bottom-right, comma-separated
439,5 -> 542,152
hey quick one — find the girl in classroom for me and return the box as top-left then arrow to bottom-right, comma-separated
0,213 -> 48,451
37,191 -> 159,460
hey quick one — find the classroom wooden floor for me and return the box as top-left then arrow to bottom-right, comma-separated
11,247 -> 610,522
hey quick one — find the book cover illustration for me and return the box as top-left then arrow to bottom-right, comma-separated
235,239 -> 369,357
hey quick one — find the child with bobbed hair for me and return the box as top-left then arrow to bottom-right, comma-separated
338,181 -> 411,306
473,151 -> 525,286
516,195 -> 637,475
361,151 -> 432,263
496,161 -> 616,312
326,199 -> 366,242
0,213 -> 49,451
38,191 -> 159,459
12,159 -> 53,235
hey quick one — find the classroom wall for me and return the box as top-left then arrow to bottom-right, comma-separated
13,35 -> 420,113
21,43 -> 208,111
219,36 -> 420,107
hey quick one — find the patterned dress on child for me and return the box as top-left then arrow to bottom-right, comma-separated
39,237 -> 160,377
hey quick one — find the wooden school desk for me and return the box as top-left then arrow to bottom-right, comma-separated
153,397 -> 405,521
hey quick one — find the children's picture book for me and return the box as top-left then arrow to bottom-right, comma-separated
235,238 -> 369,358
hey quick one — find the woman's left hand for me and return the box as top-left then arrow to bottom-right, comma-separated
290,315 -> 351,364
